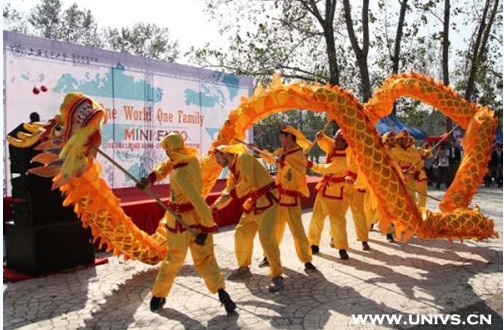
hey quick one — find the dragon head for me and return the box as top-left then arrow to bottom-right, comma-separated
7,92 -> 106,189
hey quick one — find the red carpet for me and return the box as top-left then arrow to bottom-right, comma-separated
117,177 -> 320,234
3,257 -> 109,282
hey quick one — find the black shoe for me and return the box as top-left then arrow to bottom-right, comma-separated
304,262 -> 317,271
258,257 -> 269,268
311,245 -> 320,254
218,289 -> 236,313
150,296 -> 166,311
339,249 -> 349,260
386,234 -> 395,243
268,276 -> 284,292
362,242 -> 370,251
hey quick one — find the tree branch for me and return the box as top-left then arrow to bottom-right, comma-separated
342,0 -> 362,56
362,0 -> 370,55
277,65 -> 329,80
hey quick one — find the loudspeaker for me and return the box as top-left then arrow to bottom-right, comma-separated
11,196 -> 76,226
5,221 -> 95,275
11,173 -> 60,200
8,144 -> 39,175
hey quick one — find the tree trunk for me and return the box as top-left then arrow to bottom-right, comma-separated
465,0 -> 499,101
392,0 -> 408,75
392,0 -> 408,115
342,0 -> 372,102
324,29 -> 340,86
301,0 -> 340,85
442,0 -> 452,131
358,56 -> 372,102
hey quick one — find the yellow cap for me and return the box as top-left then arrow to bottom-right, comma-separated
281,125 -> 311,150
161,133 -> 185,151
215,144 -> 248,155
160,133 -> 198,164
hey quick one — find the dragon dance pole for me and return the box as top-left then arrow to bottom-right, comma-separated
233,138 -> 276,158
233,138 -> 308,169
304,120 -> 334,156
404,185 -> 442,202
93,147 -> 197,235
405,124 -> 460,173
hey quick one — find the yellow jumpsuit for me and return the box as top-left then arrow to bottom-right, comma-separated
389,146 -> 425,207
213,152 -> 282,278
366,146 -> 424,235
307,147 -> 351,249
345,151 -> 370,243
411,147 -> 428,208
395,147 -> 417,202
261,145 -> 313,264
151,157 -> 224,298
306,132 -> 357,249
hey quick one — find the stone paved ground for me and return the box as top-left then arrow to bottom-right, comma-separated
3,187 -> 503,329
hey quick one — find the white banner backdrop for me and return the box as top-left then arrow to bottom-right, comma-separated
3,31 -> 253,195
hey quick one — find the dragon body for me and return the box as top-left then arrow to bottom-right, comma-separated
8,72 -> 497,265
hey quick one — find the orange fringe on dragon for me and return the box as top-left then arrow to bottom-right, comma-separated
7,72 -> 498,265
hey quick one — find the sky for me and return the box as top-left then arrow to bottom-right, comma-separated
10,0 -> 478,68
14,1 -> 475,52
12,0 -> 226,62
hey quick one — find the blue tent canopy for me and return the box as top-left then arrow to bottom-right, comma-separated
496,130 -> 503,142
375,115 -> 427,140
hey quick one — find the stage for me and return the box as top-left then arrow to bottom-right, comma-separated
117,176 -> 320,234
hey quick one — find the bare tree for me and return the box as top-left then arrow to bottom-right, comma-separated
465,0 -> 500,101
442,0 -> 452,130
342,0 -> 371,101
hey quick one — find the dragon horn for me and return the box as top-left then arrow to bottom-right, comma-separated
31,152 -> 60,165
35,140 -> 61,151
27,165 -> 61,178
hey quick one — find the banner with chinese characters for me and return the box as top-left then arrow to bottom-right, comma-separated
3,31 -> 253,194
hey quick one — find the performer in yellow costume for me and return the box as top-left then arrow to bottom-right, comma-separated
259,125 -> 316,271
211,144 -> 284,292
138,133 -> 236,313
307,129 -> 356,259
389,131 -> 428,208
393,130 -> 417,202
408,135 -> 429,208
345,149 -> 371,252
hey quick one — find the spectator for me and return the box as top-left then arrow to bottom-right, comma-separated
448,139 -> 461,186
422,141 -> 434,186
490,143 -> 503,187
436,144 -> 450,189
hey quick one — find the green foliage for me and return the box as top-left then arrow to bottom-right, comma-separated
3,0 -> 179,62
27,0 -> 102,47
3,3 -> 30,33
104,23 -> 179,62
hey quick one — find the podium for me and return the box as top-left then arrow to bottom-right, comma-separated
5,124 -> 94,275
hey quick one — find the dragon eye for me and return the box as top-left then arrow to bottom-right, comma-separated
53,125 -> 63,137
